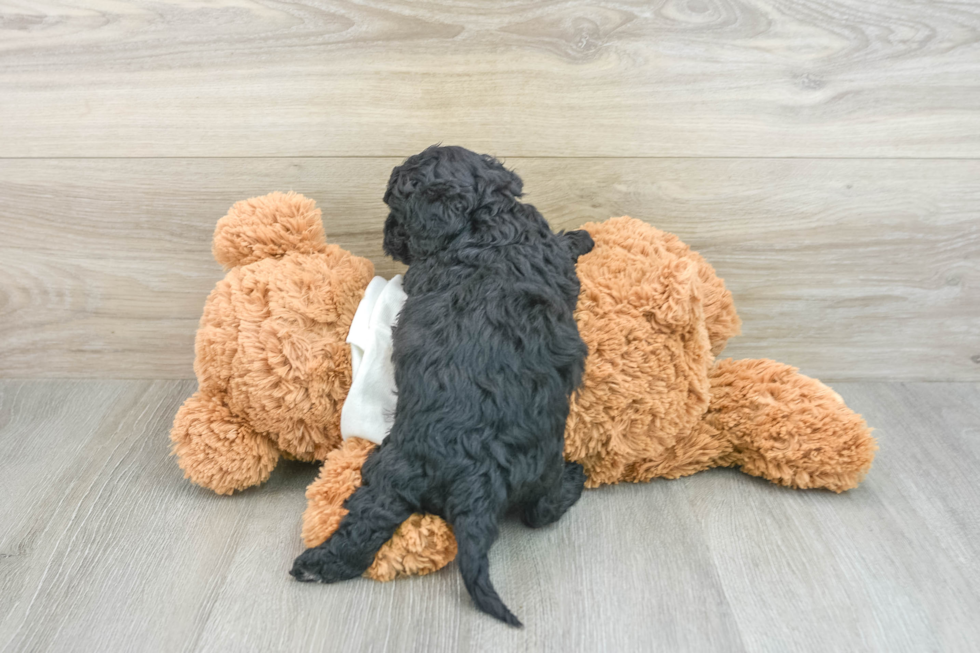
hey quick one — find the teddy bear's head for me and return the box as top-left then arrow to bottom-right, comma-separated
197,192 -> 375,462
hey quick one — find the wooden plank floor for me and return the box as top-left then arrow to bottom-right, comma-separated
1,380 -> 977,652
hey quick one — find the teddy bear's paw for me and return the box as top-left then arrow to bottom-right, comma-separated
366,513 -> 457,581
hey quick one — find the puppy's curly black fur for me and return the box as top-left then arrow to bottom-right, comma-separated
291,145 -> 594,626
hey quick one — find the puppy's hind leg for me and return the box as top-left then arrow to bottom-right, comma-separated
521,461 -> 586,529
290,478 -> 413,584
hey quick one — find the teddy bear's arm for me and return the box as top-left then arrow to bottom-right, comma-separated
170,390 -> 281,495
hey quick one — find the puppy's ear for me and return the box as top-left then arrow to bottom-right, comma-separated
475,155 -> 523,205
383,212 -> 413,265
562,229 -> 595,260
402,180 -> 477,257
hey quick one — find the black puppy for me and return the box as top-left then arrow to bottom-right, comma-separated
290,145 -> 594,626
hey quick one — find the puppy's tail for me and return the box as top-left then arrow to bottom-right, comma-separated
455,515 -> 522,627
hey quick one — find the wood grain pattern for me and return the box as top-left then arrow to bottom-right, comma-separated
1,380 -> 978,652
1,157 -> 977,380
1,0 -> 979,157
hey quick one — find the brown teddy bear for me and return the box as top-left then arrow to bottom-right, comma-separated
171,192 -> 875,581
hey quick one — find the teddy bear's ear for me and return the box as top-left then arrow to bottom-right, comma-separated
625,256 -> 700,329
212,192 -> 327,269
653,257 -> 700,327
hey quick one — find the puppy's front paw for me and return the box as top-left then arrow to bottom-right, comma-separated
290,547 -> 361,584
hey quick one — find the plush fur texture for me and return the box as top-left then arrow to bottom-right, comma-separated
289,146 -> 593,626
299,215 -> 877,585
170,192 -> 374,494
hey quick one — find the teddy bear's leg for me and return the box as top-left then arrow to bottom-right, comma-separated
170,390 -> 280,495
703,358 -> 877,492
300,437 -> 457,581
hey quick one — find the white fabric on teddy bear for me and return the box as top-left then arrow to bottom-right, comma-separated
340,275 -> 406,445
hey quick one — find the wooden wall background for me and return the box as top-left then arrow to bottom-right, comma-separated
1,0 -> 978,381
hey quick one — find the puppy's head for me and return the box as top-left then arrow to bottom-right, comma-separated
383,145 -> 523,264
